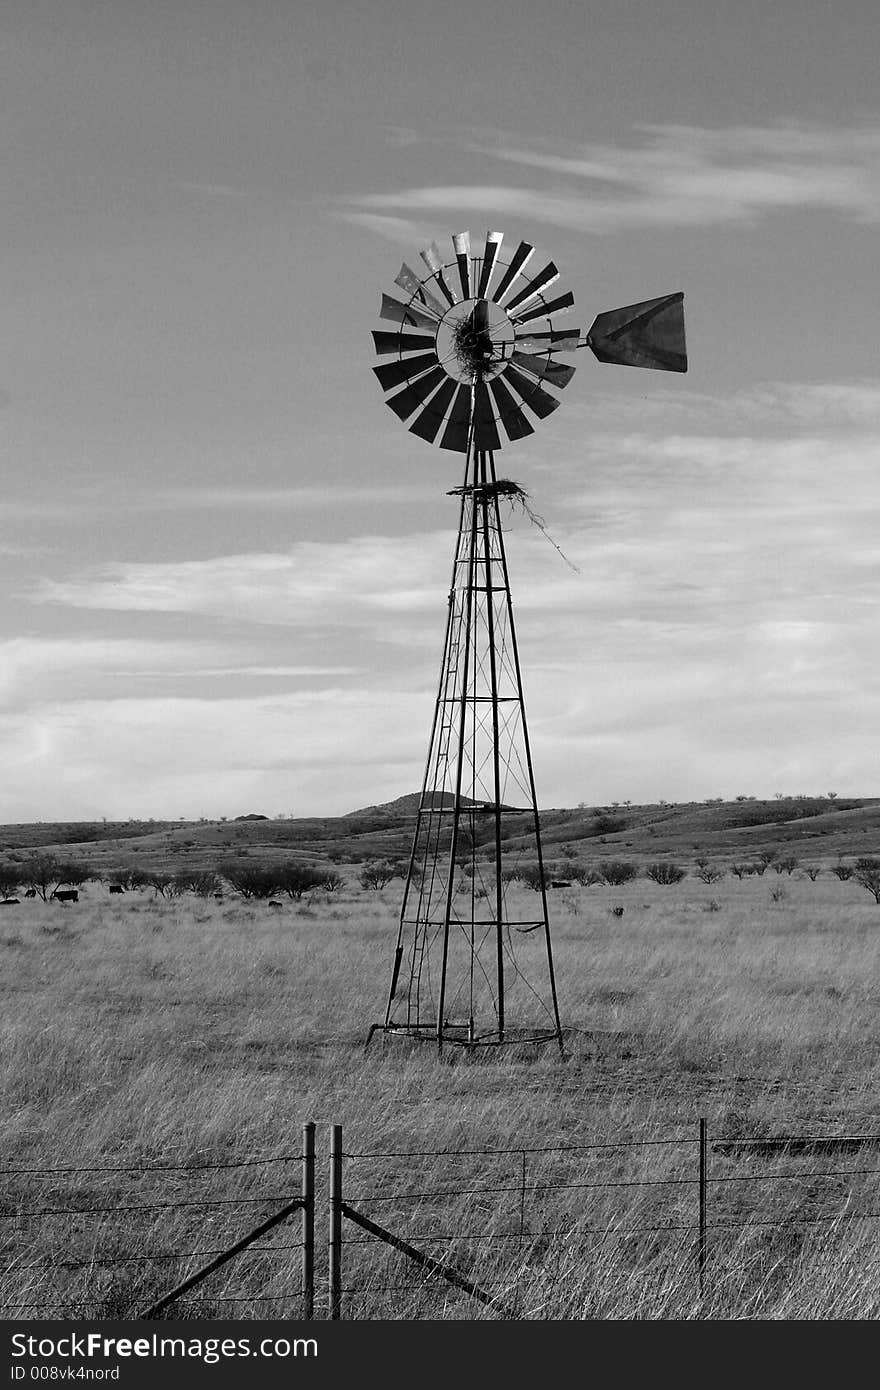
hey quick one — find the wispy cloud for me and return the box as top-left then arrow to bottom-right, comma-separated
331,211 -> 436,246
29,534 -> 453,638
346,120 -> 880,233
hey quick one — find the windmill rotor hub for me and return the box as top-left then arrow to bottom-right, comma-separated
440,297 -> 513,383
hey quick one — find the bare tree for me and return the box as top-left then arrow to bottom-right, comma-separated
597,861 -> 638,886
20,855 -> 64,902
277,864 -> 326,900
856,861 -> 878,906
358,862 -> 398,891
645,862 -> 686,885
854,860 -> 880,904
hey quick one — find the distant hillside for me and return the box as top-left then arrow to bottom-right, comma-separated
1,794 -> 878,877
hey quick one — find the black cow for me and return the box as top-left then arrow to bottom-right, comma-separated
268,900 -> 283,908
551,880 -> 572,888
24,888 -> 36,898
0,898 -> 20,907
109,884 -> 125,894
53,889 -> 79,903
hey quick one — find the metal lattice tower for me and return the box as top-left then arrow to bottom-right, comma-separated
366,230 -> 687,1052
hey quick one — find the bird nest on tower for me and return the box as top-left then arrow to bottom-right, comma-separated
447,477 -> 579,572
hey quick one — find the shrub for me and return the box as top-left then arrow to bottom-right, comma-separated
322,871 -> 344,894
831,863 -> 853,881
359,861 -> 398,891
172,870 -> 220,897
645,862 -> 686,885
277,864 -> 327,900
519,865 -> 548,892
774,856 -> 798,875
145,872 -> 173,898
223,864 -> 282,899
569,864 -> 599,886
695,865 -> 725,884
55,862 -> 94,888
803,866 -> 821,881
597,861 -> 638,886
0,863 -> 21,898
24,859 -> 89,892
730,863 -> 749,879
586,814 -> 626,837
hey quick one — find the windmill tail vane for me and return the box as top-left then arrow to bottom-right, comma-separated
366,229 -> 687,1054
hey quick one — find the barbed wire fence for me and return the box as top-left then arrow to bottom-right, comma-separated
1,1121 -> 878,1319
0,1124 -> 315,1320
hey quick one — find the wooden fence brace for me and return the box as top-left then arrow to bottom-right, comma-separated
329,1123 -> 343,1320
301,1121 -> 315,1319
341,1203 -> 517,1319
698,1117 -> 707,1298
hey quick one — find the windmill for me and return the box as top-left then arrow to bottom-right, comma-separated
366,230 -> 686,1053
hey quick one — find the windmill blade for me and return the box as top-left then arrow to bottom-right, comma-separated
419,242 -> 457,306
472,381 -> 501,452
488,375 -> 535,443
502,363 -> 561,420
372,329 -> 436,356
510,290 -> 575,326
514,327 -> 581,352
510,350 -> 576,390
373,351 -> 440,392
408,377 -> 458,444
477,230 -> 503,299
385,366 -> 447,421
452,231 -> 471,299
491,240 -> 535,303
394,264 -> 446,318
504,262 -> 560,315
439,383 -> 473,452
380,293 -> 439,331
587,292 -> 687,372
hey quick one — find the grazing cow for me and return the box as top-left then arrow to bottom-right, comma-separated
0,898 -> 20,907
52,889 -> 79,903
268,900 -> 283,908
109,884 -> 125,894
551,880 -> 572,888
24,888 -> 36,898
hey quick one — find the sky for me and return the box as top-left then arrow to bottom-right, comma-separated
2,0 -> 880,821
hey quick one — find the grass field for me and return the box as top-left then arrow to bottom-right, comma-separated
1,872 -> 879,1319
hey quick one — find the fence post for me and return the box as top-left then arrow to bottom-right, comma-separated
329,1123 -> 342,1320
698,1117 -> 707,1298
301,1121 -> 315,1320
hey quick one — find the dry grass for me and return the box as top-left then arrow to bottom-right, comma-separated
1,873 -> 878,1319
